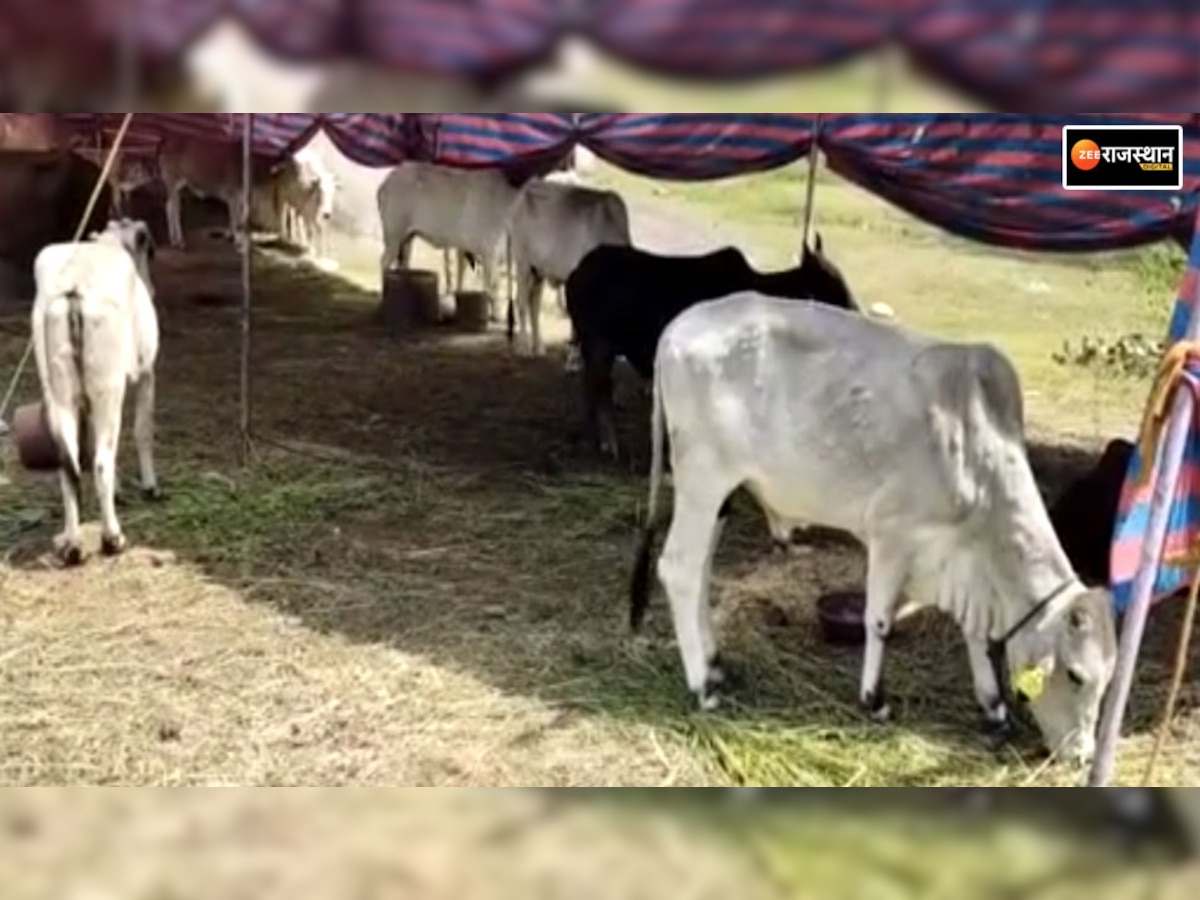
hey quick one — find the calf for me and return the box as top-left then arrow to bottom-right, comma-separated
506,179 -> 632,357
378,161 -> 523,322
273,147 -> 337,261
629,294 -> 1117,765
31,219 -> 161,565
565,235 -> 856,460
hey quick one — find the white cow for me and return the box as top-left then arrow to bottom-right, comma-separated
31,219 -> 160,565
438,168 -> 582,312
273,147 -> 337,265
378,162 -> 523,322
629,294 -> 1118,765
506,179 -> 631,357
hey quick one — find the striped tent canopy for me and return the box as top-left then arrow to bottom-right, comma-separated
1111,205 -> 1200,613
46,112 -> 1200,251
1,1 -> 1198,107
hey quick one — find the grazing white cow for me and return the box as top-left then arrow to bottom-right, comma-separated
378,162 -> 523,322
273,147 -> 337,264
506,179 -> 631,357
629,294 -> 1118,765
31,219 -> 161,565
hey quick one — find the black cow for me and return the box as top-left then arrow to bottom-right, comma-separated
564,234 -> 858,461
1048,438 -> 1134,588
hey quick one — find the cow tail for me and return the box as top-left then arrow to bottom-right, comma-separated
58,288 -> 86,493
629,362 -> 667,632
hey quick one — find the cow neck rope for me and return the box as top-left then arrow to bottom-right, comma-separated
985,578 -> 1078,707
0,112 -> 135,427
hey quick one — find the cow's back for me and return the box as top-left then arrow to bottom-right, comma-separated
510,181 -> 630,282
0,150 -> 111,285
566,245 -> 754,376
377,162 -> 519,250
658,294 -> 1020,536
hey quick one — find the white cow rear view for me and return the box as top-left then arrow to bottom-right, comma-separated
31,218 -> 161,565
629,294 -> 1117,766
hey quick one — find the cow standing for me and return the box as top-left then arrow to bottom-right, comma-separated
565,236 -> 856,460
272,147 -> 337,262
378,162 -> 523,323
506,179 -> 631,357
31,219 -> 161,565
629,295 -> 1117,765
158,134 -> 283,251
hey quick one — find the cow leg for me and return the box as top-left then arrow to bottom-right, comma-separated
165,184 -> 185,248
859,540 -> 909,722
455,248 -> 468,294
441,249 -> 452,295
511,266 -> 545,356
699,515 -> 728,685
966,637 -> 1012,749
53,415 -> 85,566
527,271 -> 547,356
228,192 -> 248,252
581,339 -> 620,460
89,389 -> 127,556
658,484 -> 729,710
133,371 -> 161,500
381,232 -> 408,283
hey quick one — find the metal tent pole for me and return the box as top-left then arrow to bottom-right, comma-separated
799,114 -> 822,256
238,113 -> 253,466
1089,270 -> 1200,786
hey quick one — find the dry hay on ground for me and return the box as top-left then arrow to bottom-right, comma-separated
1,235 -> 1198,787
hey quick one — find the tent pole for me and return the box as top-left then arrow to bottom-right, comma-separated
1089,274 -> 1200,786
238,113 -> 253,466
800,114 -> 822,257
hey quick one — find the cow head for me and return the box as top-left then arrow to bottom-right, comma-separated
99,218 -> 156,287
798,232 -> 858,312
1007,584 -> 1118,766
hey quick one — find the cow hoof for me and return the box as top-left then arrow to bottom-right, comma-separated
861,691 -> 892,723
55,538 -> 84,567
141,485 -> 165,503
101,532 -> 126,557
696,689 -> 722,712
980,717 -> 1014,752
